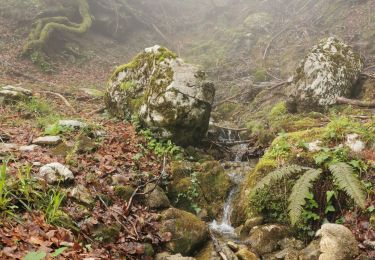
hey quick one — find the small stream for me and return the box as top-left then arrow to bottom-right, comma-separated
209,159 -> 257,237
209,129 -> 258,239
196,129 -> 258,259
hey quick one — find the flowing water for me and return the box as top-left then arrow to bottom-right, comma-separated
209,141 -> 257,238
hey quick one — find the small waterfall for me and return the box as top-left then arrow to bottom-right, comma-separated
209,150 -> 254,237
209,171 -> 243,237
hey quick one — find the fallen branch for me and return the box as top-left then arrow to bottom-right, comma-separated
210,123 -> 248,132
209,229 -> 229,260
125,157 -> 167,214
219,140 -> 253,146
337,97 -> 375,108
37,91 -> 77,114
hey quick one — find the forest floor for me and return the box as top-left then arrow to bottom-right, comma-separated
0,14 -> 175,259
0,86 -> 173,259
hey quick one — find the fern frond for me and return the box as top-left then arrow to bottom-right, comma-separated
251,165 -> 307,197
288,168 -> 322,225
329,162 -> 366,209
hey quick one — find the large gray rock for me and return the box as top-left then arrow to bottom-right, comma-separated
105,45 -> 215,146
316,223 -> 359,260
287,37 -> 364,112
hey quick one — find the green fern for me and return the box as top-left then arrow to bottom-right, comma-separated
329,162 -> 366,209
288,168 -> 322,225
251,164 -> 307,197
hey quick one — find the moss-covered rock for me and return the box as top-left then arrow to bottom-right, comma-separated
160,208 -> 209,255
287,37 -> 364,112
168,161 -> 232,218
105,45 -> 215,146
114,185 -> 135,201
144,183 -> 170,210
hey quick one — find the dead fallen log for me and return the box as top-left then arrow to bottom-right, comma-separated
219,140 -> 253,145
210,123 -> 248,132
336,97 -> 375,108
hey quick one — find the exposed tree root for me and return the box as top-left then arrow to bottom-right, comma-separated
22,0 -> 92,56
37,91 -> 77,114
337,97 -> 375,108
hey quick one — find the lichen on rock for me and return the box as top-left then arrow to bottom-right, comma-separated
105,45 -> 215,146
287,36 -> 364,112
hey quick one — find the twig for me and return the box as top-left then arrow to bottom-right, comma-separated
337,97 -> 375,108
125,158 -> 166,213
209,229 -> 229,260
37,91 -> 77,114
87,106 -> 106,116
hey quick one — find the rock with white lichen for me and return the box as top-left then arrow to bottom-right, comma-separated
287,37 -> 364,112
105,45 -> 215,146
0,85 -> 32,104
38,162 -> 74,184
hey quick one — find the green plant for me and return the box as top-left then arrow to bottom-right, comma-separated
263,133 -> 291,160
45,190 -> 65,225
140,129 -> 183,159
0,162 -> 11,213
17,98 -> 50,116
269,102 -> 287,118
251,162 -> 367,225
23,251 -> 46,260
176,172 -> 201,214
16,164 -> 42,208
44,123 -> 66,136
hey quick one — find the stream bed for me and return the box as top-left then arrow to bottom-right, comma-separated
197,158 -> 258,259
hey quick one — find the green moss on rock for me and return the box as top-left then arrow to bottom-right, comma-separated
160,208 -> 209,255
168,161 -> 232,218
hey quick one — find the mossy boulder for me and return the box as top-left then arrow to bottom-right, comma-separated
287,37 -> 364,112
160,208 -> 209,255
105,45 -> 215,146
168,161 -> 232,218
144,183 -> 170,210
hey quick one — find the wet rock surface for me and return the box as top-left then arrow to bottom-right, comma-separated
246,224 -> 289,255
